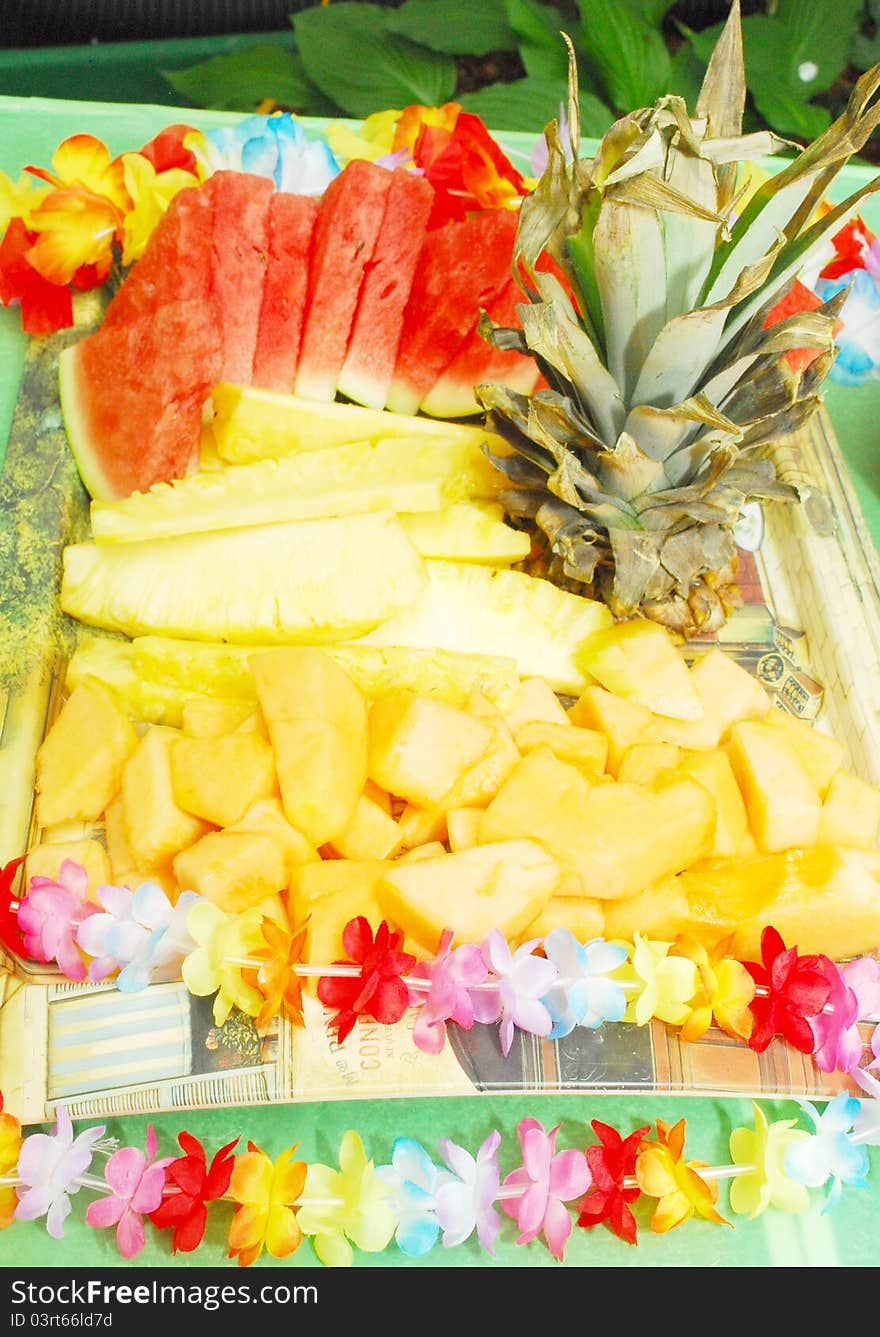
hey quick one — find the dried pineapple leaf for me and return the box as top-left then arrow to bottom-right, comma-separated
595,431 -> 666,501
622,396 -> 741,464
695,0 -> 746,209
518,299 -> 625,443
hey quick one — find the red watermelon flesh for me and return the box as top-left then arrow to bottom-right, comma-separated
294,159 -> 394,403
384,208 -> 519,416
419,273 -> 543,418
335,167 -> 435,411
203,170 -> 274,386
251,191 -> 318,392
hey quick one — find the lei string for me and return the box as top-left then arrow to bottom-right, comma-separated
0,1096 -> 875,1264
8,863 -> 880,1084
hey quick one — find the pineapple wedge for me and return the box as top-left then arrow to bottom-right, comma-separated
61,511 -> 426,643
398,502 -> 531,565
90,437 -> 505,544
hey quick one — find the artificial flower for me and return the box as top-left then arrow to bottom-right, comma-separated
14,1106 -> 105,1239
807,957 -> 869,1074
325,108 -> 400,165
673,934 -> 755,1043
25,185 -> 123,287
0,217 -> 73,333
744,926 -> 832,1054
25,134 -> 130,212
194,114 -> 339,196
539,929 -> 628,1038
818,215 -> 879,281
500,1118 -> 590,1262
434,1130 -> 502,1256
84,1124 -> 173,1259
375,1136 -> 445,1258
298,1130 -> 395,1268
762,278 -> 828,373
0,855 -> 26,958
850,1065 -> 880,1145
635,1118 -> 730,1234
409,110 -> 528,226
119,153 -> 199,265
391,102 -> 461,157
180,901 -> 266,1026
254,916 -> 308,1029
783,1094 -> 870,1212
622,933 -> 699,1028
138,123 -> 203,177
816,268 -> 880,385
472,929 -> 557,1057
577,1120 -> 650,1245
75,881 -> 200,990
0,171 -> 50,230
149,1131 -> 238,1254
317,917 -> 416,1044
728,1102 -> 811,1218
16,859 -> 97,980
227,1141 -> 307,1268
407,927 -> 488,1055
0,1093 -> 22,1231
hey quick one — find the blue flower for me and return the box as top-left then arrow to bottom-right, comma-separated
540,929 -> 628,1039
376,1137 -> 446,1257
201,114 -> 340,195
816,269 -> 880,386
783,1093 -> 870,1212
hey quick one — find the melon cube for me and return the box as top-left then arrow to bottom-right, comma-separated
35,677 -> 139,827
446,807 -> 484,851
727,719 -> 822,852
394,840 -> 448,863
649,648 -> 771,749
367,689 -> 493,805
180,696 -> 258,737
505,677 -> 571,733
760,708 -> 845,798
438,726 -> 521,810
397,804 -> 448,850
478,744 -> 594,854
169,732 -> 278,827
516,720 -> 608,776
25,839 -> 111,903
293,859 -> 391,917
173,829 -> 287,915
302,884 -> 417,984
518,896 -> 606,948
378,839 -> 560,951
617,742 -> 682,788
330,791 -> 404,861
818,770 -> 880,848
577,619 -> 702,720
103,795 -> 180,897
674,749 -> 748,858
121,727 -> 212,870
567,686 -> 654,775
227,797 -> 320,882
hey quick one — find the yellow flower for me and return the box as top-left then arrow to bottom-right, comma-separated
0,1106 -> 22,1230
621,934 -> 699,1026
27,134 -> 130,213
326,108 -> 400,165
673,934 -> 756,1043
25,187 -> 122,285
181,901 -> 266,1026
728,1102 -> 812,1218
228,1142 -> 307,1267
119,153 -> 200,265
635,1118 -> 731,1234
297,1130 -> 395,1267
0,171 -> 50,230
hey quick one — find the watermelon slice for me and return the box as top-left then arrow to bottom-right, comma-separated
384,208 -> 519,416
251,191 -> 318,392
335,168 -> 434,411
419,274 -> 542,418
203,170 -> 274,386
294,159 -> 394,403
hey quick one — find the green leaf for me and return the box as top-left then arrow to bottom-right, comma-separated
851,1 -> 880,71
505,0 -> 572,49
619,0 -> 678,29
387,0 -> 517,55
750,86 -> 832,143
161,45 -> 337,115
459,76 -> 612,136
575,0 -> 671,111
294,2 -> 456,118
664,40 -> 708,113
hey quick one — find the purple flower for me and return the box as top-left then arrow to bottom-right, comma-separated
435,1131 -> 502,1255
75,881 -> 200,989
408,928 -> 489,1054
17,860 -> 97,980
15,1106 -> 106,1238
85,1125 -> 173,1258
501,1118 -> 591,1261
474,930 -> 558,1057
810,956 -> 880,1073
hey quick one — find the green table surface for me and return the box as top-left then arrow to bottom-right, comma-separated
1,93 -> 880,1272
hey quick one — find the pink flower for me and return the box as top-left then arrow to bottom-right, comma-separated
473,930 -> 558,1056
85,1125 -> 173,1258
16,859 -> 97,980
501,1118 -> 591,1261
810,956 -> 880,1073
408,928 -> 489,1054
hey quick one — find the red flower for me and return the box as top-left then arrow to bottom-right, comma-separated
744,926 -> 832,1054
576,1120 -> 650,1245
138,124 -> 201,176
762,278 -> 827,373
149,1131 -> 238,1254
408,111 -> 527,228
820,216 -> 876,280
317,917 -> 416,1043
0,855 -> 26,958
0,218 -> 73,334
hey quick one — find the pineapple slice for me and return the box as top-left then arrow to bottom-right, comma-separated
35,677 -> 139,827
358,559 -> 613,695
90,436 -> 505,544
398,502 -> 531,565
209,381 -> 510,463
577,619 -> 703,720
61,511 -> 426,643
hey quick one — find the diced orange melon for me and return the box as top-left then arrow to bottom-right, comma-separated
446,807 -> 484,851
173,829 -> 287,915
180,696 -> 258,737
397,803 -> 448,849
577,618 -> 702,720
121,726 -> 211,870
103,794 -> 180,897
567,686 -> 654,775
35,677 -> 139,826
505,676 -> 572,733
516,720 -> 608,775
25,839 -> 111,902
759,708 -> 845,798
674,748 -> 748,857
329,791 -> 404,861
518,895 -> 605,946
367,689 -> 493,805
818,770 -> 880,848
226,797 -> 320,883
726,719 -> 821,852
617,742 -> 682,788
395,840 -> 448,862
169,731 -> 278,827
293,858 -> 391,917
648,648 -> 770,749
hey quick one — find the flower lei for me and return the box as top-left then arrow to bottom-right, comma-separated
0,1088 -> 875,1265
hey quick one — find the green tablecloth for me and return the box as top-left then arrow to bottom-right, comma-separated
1,95 -> 879,1271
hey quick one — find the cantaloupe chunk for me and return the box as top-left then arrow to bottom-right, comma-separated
173,829 -> 287,916
377,839 -> 560,951
367,689 -> 493,806
518,896 -> 605,947
726,719 -> 821,852
577,619 -> 702,720
397,804 -> 448,849
505,677 -> 572,734
103,795 -> 180,898
617,742 -> 682,788
818,770 -> 880,848
329,791 -> 404,861
516,720 -> 608,776
302,884 -> 417,983
395,840 -> 448,862
648,648 -> 771,749
567,686 -> 654,775
35,677 -> 139,827
25,839 -> 111,902
759,708 -> 845,798
293,859 -> 391,917
169,732 -> 278,827
446,807 -> 484,851
674,748 -> 748,858
226,797 -> 320,883
121,727 -> 211,870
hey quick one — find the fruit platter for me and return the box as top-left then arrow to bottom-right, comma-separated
3,2 -> 880,1153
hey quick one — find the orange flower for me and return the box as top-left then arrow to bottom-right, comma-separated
635,1118 -> 730,1234
26,134 -> 130,214
25,187 -> 122,286
391,102 -> 462,157
0,1094 -> 22,1230
255,916 -> 308,1030
673,934 -> 755,1043
227,1141 -> 307,1268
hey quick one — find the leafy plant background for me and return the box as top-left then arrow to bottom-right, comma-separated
162,0 -> 880,161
